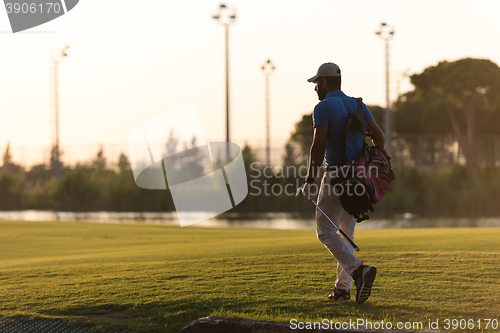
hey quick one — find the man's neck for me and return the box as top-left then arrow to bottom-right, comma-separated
324,88 -> 340,96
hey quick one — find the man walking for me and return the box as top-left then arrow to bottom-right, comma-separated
302,62 -> 386,304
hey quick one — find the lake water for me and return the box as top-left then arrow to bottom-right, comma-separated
0,210 -> 499,229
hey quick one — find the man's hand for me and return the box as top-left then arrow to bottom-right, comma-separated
296,177 -> 316,200
367,118 -> 385,149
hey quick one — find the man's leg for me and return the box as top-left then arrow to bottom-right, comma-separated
316,171 -> 376,304
335,209 -> 357,291
315,172 -> 362,277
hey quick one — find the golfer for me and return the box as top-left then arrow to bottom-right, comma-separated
302,62 -> 386,304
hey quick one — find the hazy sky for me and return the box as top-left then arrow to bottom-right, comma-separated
1,0 -> 499,165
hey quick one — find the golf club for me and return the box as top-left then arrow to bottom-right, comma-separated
296,186 -> 360,252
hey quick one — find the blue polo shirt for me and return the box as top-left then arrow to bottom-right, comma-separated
312,90 -> 373,166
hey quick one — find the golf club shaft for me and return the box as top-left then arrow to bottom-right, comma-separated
308,197 -> 360,252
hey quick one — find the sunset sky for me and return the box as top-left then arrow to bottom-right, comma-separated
1,0 -> 499,166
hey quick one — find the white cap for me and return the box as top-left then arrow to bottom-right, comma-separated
307,62 -> 341,82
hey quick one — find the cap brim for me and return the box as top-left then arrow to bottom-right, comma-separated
307,75 -> 318,83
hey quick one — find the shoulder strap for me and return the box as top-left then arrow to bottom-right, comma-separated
342,98 -> 370,163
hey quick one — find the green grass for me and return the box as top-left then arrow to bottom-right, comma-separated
0,221 -> 499,332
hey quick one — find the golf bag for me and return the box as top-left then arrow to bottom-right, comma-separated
330,98 -> 395,222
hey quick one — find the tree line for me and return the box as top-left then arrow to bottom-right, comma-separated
0,143 -> 175,212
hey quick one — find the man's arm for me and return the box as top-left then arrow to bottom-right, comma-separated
306,126 -> 328,181
367,119 -> 386,149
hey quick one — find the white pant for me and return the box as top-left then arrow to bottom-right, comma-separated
315,170 -> 362,290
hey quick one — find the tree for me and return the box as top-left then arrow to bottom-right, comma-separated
394,91 -> 453,134
180,136 -> 207,180
162,131 -> 207,185
118,152 -> 130,171
404,58 -> 500,181
49,144 -> 64,174
282,141 -> 299,168
0,172 -> 25,209
26,164 -> 49,184
3,142 -> 13,166
289,114 -> 313,164
1,142 -> 22,174
92,145 -> 106,171
241,143 -> 257,173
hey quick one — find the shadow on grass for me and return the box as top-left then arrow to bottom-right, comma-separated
40,295 -> 459,333
44,297 -> 331,333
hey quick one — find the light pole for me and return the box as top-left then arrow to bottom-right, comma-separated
51,45 -> 69,179
375,22 -> 394,155
261,59 -> 275,166
212,4 -> 236,159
